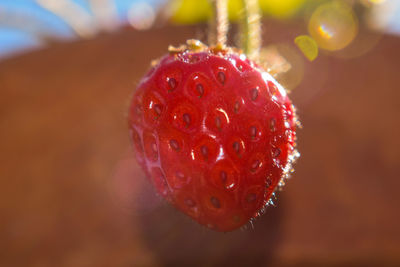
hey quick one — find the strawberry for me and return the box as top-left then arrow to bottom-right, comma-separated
128,42 -> 299,232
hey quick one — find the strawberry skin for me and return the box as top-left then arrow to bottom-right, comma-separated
129,48 -> 298,232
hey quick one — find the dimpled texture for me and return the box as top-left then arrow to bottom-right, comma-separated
128,51 -> 297,232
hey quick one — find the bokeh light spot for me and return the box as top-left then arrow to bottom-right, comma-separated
308,1 -> 358,51
128,2 -> 155,30
318,24 -> 334,39
294,35 -> 318,61
264,43 -> 305,92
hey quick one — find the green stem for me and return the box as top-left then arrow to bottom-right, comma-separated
209,0 -> 228,47
240,0 -> 261,60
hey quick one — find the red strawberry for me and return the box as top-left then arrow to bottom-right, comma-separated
128,43 -> 299,232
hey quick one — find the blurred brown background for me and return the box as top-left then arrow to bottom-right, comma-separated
1,20 -> 400,266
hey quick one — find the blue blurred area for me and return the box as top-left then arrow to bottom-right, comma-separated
0,0 -> 164,60
0,28 -> 43,57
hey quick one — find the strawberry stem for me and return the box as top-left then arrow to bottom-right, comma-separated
209,0 -> 228,47
240,0 -> 261,60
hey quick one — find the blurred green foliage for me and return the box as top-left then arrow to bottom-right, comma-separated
169,0 -> 329,24
170,0 -> 212,24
